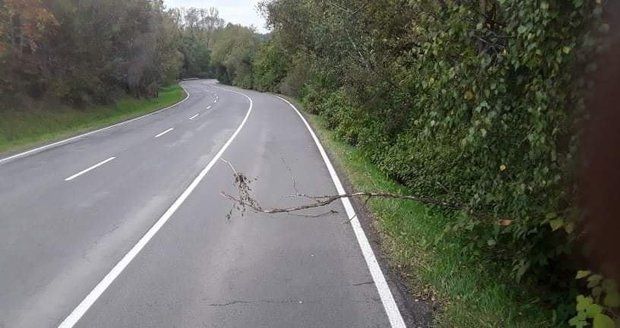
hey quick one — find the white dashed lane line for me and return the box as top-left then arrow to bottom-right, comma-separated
155,128 -> 174,138
65,157 -> 116,182
57,88 -> 254,328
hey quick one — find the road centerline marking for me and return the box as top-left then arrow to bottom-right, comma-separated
155,128 -> 174,138
58,87 -> 253,328
189,113 -> 199,120
65,157 -> 116,182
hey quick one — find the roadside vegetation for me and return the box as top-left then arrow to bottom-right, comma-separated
2,0 -> 618,326
0,85 -> 184,154
198,1 -> 615,326
304,104 -> 552,327
0,1 -> 254,153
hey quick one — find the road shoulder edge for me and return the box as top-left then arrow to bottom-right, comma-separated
275,95 -> 409,328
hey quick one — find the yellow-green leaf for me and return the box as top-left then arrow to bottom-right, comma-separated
593,286 -> 603,298
603,291 -> 620,308
592,313 -> 615,328
550,218 -> 564,231
589,274 -> 604,288
586,303 -> 603,317
576,270 -> 592,279
577,295 -> 594,312
602,279 -> 617,292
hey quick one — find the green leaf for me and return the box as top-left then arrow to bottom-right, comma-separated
576,270 -> 591,279
593,286 -> 603,299
577,295 -> 593,312
589,275 -> 604,288
586,303 -> 603,318
592,313 -> 615,328
549,218 -> 564,231
464,90 -> 474,100
602,279 -> 618,292
603,291 -> 620,308
569,314 -> 587,328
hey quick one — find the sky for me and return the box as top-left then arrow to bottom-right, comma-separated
163,0 -> 269,33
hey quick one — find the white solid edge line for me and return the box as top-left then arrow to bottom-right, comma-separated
0,84 -> 191,165
189,113 -> 199,120
154,127 -> 174,138
58,88 -> 253,328
64,157 -> 116,182
276,96 -> 407,328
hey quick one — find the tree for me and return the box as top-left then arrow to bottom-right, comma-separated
174,7 -> 224,78
0,0 -> 188,104
210,24 -> 260,88
252,34 -> 290,92
0,0 -> 57,97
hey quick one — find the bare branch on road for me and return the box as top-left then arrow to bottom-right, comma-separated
219,159 -> 482,221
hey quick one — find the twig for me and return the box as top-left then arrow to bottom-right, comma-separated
220,159 -> 483,220
222,190 -> 465,214
221,158 -> 238,174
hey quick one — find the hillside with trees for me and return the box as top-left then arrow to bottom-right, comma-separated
0,0 -> 251,106
0,0 -> 258,152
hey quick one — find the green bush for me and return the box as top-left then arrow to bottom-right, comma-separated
252,37 -> 290,92
258,0 -> 607,321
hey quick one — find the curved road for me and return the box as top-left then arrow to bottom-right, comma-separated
0,80 -> 405,327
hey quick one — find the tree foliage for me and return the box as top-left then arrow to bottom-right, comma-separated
210,24 -> 260,88
247,0 -> 610,323
1,0 -> 613,322
0,1 -> 231,106
172,7 -> 224,78
0,0 -> 57,96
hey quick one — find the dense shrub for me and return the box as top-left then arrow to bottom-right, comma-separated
253,0 -> 608,322
252,35 -> 290,92
369,1 -> 600,285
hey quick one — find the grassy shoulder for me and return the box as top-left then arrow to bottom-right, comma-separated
0,84 -> 186,155
296,102 -> 553,327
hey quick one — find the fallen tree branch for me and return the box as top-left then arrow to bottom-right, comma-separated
221,190 -> 466,214
219,158 -> 484,220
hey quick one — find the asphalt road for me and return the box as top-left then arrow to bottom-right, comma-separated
0,80 -> 406,327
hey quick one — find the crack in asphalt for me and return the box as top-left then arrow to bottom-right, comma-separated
352,281 -> 374,286
207,299 -> 303,307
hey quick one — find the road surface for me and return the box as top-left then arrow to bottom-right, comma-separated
0,80 -> 405,327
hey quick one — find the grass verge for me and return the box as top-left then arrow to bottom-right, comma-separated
297,102 -> 553,327
0,84 -> 185,155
